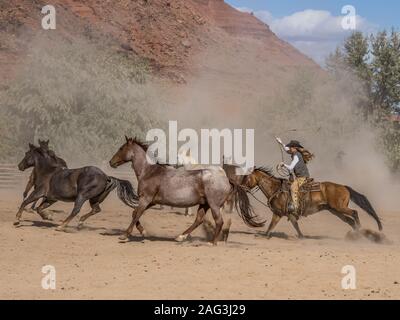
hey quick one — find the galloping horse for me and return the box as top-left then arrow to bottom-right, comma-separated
109,136 -> 264,245
16,143 -> 139,230
244,167 -> 382,238
22,139 -> 67,212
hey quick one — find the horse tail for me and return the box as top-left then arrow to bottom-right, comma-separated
346,186 -> 382,231
229,180 -> 265,228
108,176 -> 139,209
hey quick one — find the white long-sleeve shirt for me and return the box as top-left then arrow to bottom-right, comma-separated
284,154 -> 299,171
279,140 -> 299,171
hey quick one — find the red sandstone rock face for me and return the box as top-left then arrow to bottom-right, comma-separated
0,0 -> 318,84
194,0 -> 273,38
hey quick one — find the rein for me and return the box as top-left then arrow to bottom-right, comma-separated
247,186 -> 271,209
253,176 -> 290,216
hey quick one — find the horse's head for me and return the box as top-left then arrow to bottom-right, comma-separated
243,170 -> 258,189
109,136 -> 136,168
38,139 -> 59,160
18,143 -> 38,171
38,139 -> 50,150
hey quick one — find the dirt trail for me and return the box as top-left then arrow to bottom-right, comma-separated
0,188 -> 399,300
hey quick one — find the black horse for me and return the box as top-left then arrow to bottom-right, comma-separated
16,143 -> 139,231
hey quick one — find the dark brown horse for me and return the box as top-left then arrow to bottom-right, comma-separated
109,137 -> 264,245
23,139 -> 67,212
244,167 -> 382,238
16,143 -> 139,230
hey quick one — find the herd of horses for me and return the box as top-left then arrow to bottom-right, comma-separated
15,137 -> 383,245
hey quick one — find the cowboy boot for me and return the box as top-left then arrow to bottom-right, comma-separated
287,202 -> 295,215
287,200 -> 299,220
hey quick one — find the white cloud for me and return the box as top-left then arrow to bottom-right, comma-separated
236,8 -> 377,65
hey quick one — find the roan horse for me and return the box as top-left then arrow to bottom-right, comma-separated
244,167 -> 383,238
16,143 -> 139,231
109,137 -> 265,245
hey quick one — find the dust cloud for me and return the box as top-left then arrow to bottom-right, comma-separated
2,29 -> 399,212
162,36 -> 400,213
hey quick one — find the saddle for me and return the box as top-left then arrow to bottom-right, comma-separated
276,178 -> 321,217
299,178 -> 321,193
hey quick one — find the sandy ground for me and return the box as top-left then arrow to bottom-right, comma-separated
0,187 -> 399,300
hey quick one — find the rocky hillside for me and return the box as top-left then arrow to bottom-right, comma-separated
0,0 -> 318,84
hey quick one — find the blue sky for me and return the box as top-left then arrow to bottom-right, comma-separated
226,1 -> 399,65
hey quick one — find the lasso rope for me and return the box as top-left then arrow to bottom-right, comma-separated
276,143 -> 290,178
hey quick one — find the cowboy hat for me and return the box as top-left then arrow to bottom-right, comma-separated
285,140 -> 304,148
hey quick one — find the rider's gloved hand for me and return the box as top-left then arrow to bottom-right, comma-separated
275,137 -> 283,145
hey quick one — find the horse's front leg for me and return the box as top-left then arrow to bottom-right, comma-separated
288,215 -> 304,239
23,171 -> 35,199
265,213 -> 281,239
15,189 -> 45,225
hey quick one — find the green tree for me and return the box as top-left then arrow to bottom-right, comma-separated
370,30 -> 400,113
326,29 -> 400,172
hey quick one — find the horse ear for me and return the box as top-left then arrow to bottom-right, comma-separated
125,135 -> 129,143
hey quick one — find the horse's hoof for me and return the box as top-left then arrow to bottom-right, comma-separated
345,230 -> 362,241
141,230 -> 147,237
55,226 -> 65,232
13,220 -> 21,226
77,222 -> 84,230
43,215 -> 53,221
175,234 -> 188,242
119,235 -> 128,241
206,241 -> 215,246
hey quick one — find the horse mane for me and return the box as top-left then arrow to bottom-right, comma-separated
31,145 -> 45,156
254,166 -> 274,177
254,166 -> 284,181
32,144 -> 66,166
130,137 -> 149,151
